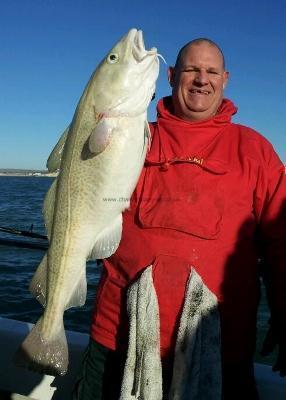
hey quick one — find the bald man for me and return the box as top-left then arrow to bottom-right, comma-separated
73,39 -> 286,400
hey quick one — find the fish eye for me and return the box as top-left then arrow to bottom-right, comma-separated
107,53 -> 119,64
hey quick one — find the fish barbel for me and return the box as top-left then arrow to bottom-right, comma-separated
14,28 -> 160,376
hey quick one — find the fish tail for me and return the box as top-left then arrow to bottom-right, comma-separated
13,316 -> 68,376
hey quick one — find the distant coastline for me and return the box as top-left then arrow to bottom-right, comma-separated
0,169 -> 57,177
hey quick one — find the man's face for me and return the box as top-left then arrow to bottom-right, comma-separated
168,42 -> 229,121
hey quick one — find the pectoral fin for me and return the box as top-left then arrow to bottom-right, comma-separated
89,214 -> 122,259
89,119 -> 118,154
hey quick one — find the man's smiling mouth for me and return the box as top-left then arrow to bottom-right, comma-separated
189,89 -> 211,95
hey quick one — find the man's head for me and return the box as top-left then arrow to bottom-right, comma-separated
168,38 -> 229,121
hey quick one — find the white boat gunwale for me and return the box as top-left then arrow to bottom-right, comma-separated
0,317 -> 286,399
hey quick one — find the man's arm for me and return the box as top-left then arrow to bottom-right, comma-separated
255,146 -> 286,375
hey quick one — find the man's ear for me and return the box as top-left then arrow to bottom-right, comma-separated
223,71 -> 229,90
167,66 -> 175,88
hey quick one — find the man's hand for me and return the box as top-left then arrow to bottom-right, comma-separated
261,324 -> 286,377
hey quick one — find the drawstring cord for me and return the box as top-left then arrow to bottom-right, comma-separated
145,156 -> 204,171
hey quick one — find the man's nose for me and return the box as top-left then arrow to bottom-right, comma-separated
194,70 -> 209,85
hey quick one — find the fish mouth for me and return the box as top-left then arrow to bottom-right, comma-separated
102,29 -> 162,117
127,28 -> 157,62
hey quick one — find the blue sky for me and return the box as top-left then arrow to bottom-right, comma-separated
1,0 -> 285,169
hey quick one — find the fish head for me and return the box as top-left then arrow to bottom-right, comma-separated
90,29 -> 160,117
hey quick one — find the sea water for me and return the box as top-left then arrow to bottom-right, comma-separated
0,175 -> 101,333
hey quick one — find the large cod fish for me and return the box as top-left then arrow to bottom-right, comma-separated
15,28 -> 160,376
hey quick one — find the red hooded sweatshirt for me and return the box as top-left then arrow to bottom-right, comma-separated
91,97 -> 286,365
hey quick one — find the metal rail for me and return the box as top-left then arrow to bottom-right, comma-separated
0,226 -> 47,240
0,225 -> 48,250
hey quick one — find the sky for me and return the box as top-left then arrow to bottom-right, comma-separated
1,0 -> 285,169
